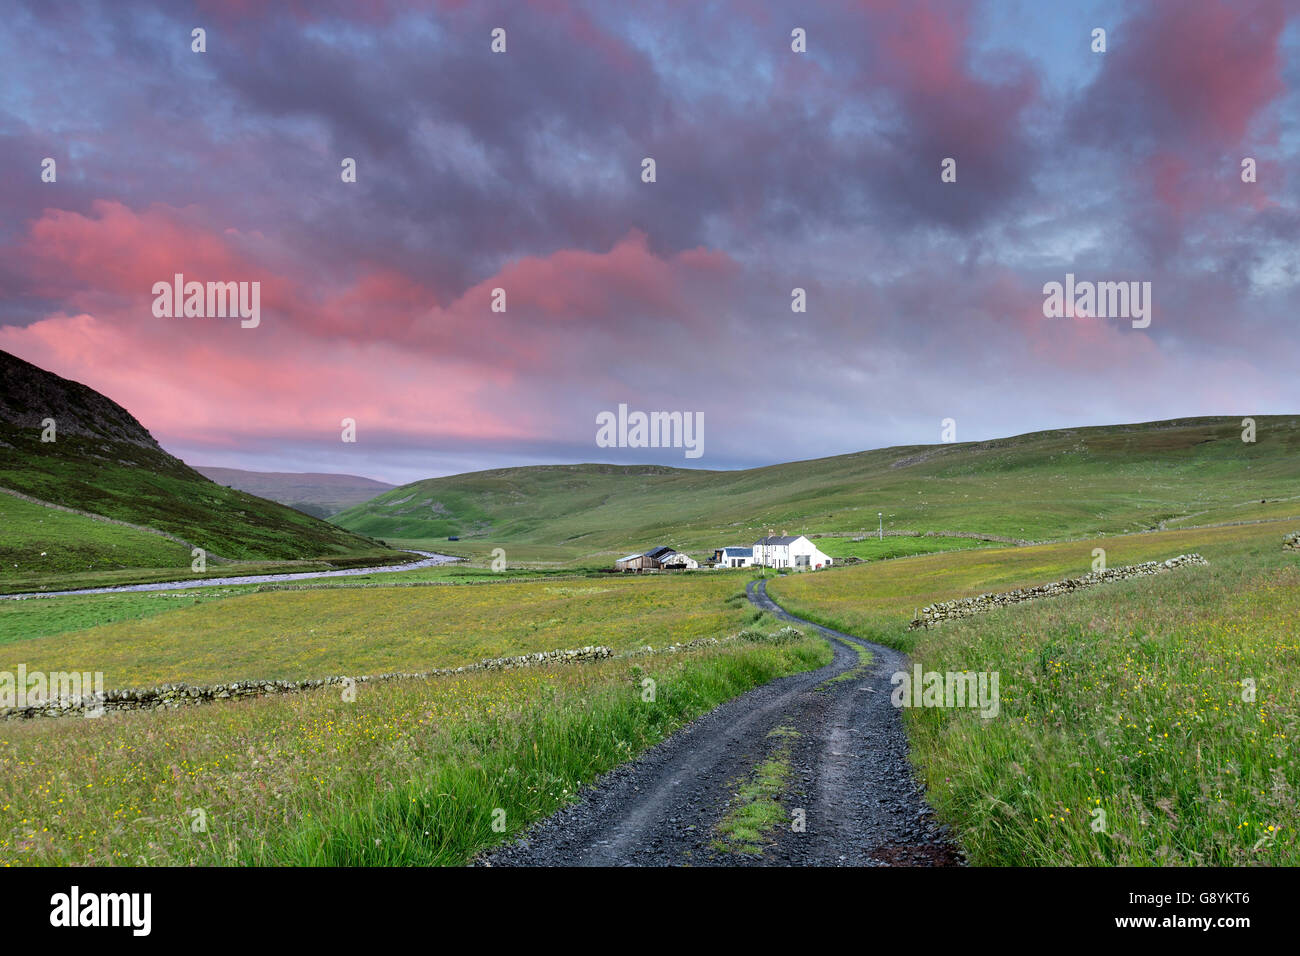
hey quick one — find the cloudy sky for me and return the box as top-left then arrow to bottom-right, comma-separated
2,0 -> 1297,484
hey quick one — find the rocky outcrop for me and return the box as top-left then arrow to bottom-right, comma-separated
908,553 -> 1209,629
0,348 -> 163,450
1284,532 -> 1300,551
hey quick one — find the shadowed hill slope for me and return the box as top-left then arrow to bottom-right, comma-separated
0,349 -> 393,567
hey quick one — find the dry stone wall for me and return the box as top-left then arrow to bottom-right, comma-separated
908,553 -> 1209,629
1,645 -> 613,721
815,529 -> 1034,545
0,623 -> 808,722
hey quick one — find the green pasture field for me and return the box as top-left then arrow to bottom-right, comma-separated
813,534 -> 995,561
4,496 -> 1297,868
770,518 -> 1300,865
0,621 -> 828,865
0,573 -> 759,687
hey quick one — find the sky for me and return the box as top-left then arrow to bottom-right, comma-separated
2,0 -> 1297,485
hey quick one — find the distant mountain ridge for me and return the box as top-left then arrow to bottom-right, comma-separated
194,467 -> 395,518
331,416 -> 1300,555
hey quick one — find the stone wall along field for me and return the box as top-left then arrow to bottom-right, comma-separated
0,623 -> 808,721
908,553 -> 1209,629
1,645 -> 613,721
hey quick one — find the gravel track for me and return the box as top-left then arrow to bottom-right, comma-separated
484,577 -> 962,866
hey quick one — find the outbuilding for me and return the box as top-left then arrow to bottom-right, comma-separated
659,550 -> 699,570
614,546 -> 696,572
713,546 -> 754,568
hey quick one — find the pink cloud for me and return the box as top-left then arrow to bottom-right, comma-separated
0,311 -> 529,449
1116,0 -> 1288,149
4,202 -> 741,455
476,230 -> 733,320
20,201 -> 297,324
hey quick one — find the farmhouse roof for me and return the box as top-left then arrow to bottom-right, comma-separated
755,535 -> 801,546
721,546 -> 753,556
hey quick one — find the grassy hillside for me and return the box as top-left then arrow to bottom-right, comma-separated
0,349 -> 397,581
0,493 -> 192,579
334,416 -> 1300,559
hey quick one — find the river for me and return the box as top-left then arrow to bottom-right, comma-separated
0,550 -> 463,600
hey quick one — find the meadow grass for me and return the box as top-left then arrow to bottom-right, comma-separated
769,519 -> 1299,654
0,626 -> 829,866
1161,498 -> 1300,529
814,534 -> 994,561
0,574 -> 763,687
0,589 -> 243,646
0,563 -> 674,651
771,519 -> 1300,865
5,511 -> 1297,867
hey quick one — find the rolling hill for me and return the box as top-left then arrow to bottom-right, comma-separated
194,467 -> 395,518
331,416 -> 1300,558
0,349 -> 396,581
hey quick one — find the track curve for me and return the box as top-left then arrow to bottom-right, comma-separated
484,576 -> 961,866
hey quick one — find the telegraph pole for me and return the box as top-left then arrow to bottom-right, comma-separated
878,512 -> 883,541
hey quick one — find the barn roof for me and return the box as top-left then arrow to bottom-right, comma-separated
617,546 -> 676,562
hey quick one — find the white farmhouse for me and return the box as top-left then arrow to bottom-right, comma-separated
752,535 -> 832,570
